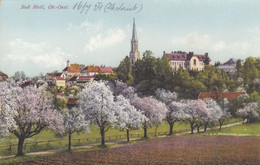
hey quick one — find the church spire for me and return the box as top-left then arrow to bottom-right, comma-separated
129,18 -> 140,65
132,18 -> 138,42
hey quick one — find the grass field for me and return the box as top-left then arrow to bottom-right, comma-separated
207,122 -> 260,137
5,136 -> 260,165
0,121 -> 190,157
0,118 -> 244,157
1,119 -> 259,164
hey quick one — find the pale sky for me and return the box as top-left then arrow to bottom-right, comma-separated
0,0 -> 260,76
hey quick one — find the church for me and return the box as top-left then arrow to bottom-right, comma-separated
129,18 -> 140,65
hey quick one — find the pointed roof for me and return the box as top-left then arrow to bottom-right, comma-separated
223,58 -> 237,66
132,18 -> 138,42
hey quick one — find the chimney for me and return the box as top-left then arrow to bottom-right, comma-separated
189,52 -> 194,56
205,52 -> 208,57
171,51 -> 174,54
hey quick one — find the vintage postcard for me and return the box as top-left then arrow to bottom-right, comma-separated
0,0 -> 260,164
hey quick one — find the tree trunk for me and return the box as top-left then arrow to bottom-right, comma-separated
100,127 -> 105,146
154,126 -> 158,137
190,123 -> 194,134
68,133 -> 72,152
204,124 -> 208,132
169,123 -> 174,135
219,120 -> 223,130
17,136 -> 25,156
144,122 -> 147,138
197,126 -> 200,133
126,129 -> 130,142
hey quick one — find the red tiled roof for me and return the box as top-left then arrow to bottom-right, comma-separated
0,72 -> 8,79
186,54 -> 211,62
63,64 -> 81,73
166,52 -> 211,62
67,98 -> 78,105
100,67 -> 113,73
68,64 -> 81,73
84,66 -> 101,72
198,92 -> 245,101
166,53 -> 186,61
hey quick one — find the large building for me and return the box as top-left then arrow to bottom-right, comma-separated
163,51 -> 211,71
129,18 -> 140,65
217,58 -> 241,74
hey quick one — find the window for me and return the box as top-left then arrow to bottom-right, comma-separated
193,59 -> 196,65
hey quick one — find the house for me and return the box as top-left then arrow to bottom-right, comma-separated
62,60 -> 82,78
76,76 -> 95,83
99,67 -> 114,74
217,58 -> 241,73
53,77 -> 66,88
163,51 -> 211,71
45,73 -> 65,85
81,66 -> 101,76
198,92 -> 245,102
0,72 -> 8,81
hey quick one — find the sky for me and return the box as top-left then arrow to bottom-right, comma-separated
0,0 -> 260,77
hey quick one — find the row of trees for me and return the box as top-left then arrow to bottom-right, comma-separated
1,80 -> 259,156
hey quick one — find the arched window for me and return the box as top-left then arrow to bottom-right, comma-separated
193,59 -> 196,65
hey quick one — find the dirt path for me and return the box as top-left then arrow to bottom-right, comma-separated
0,121 -> 244,160
176,121 -> 244,135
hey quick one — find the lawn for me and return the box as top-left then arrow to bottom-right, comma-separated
0,121 -> 190,157
5,136 -> 260,165
206,122 -> 260,137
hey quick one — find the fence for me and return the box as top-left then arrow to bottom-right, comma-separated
0,128 -> 190,151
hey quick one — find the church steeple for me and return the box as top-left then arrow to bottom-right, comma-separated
132,18 -> 138,42
129,18 -> 140,65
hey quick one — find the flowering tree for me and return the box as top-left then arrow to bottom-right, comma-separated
203,99 -> 222,131
63,107 -> 90,152
0,82 -> 17,137
109,80 -> 136,100
167,101 -> 186,135
115,95 -> 145,141
154,88 -> 178,105
218,98 -> 231,130
183,100 -> 210,134
131,96 -> 167,138
79,81 -> 122,146
154,89 -> 181,135
237,102 -> 259,123
0,83 -> 64,156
